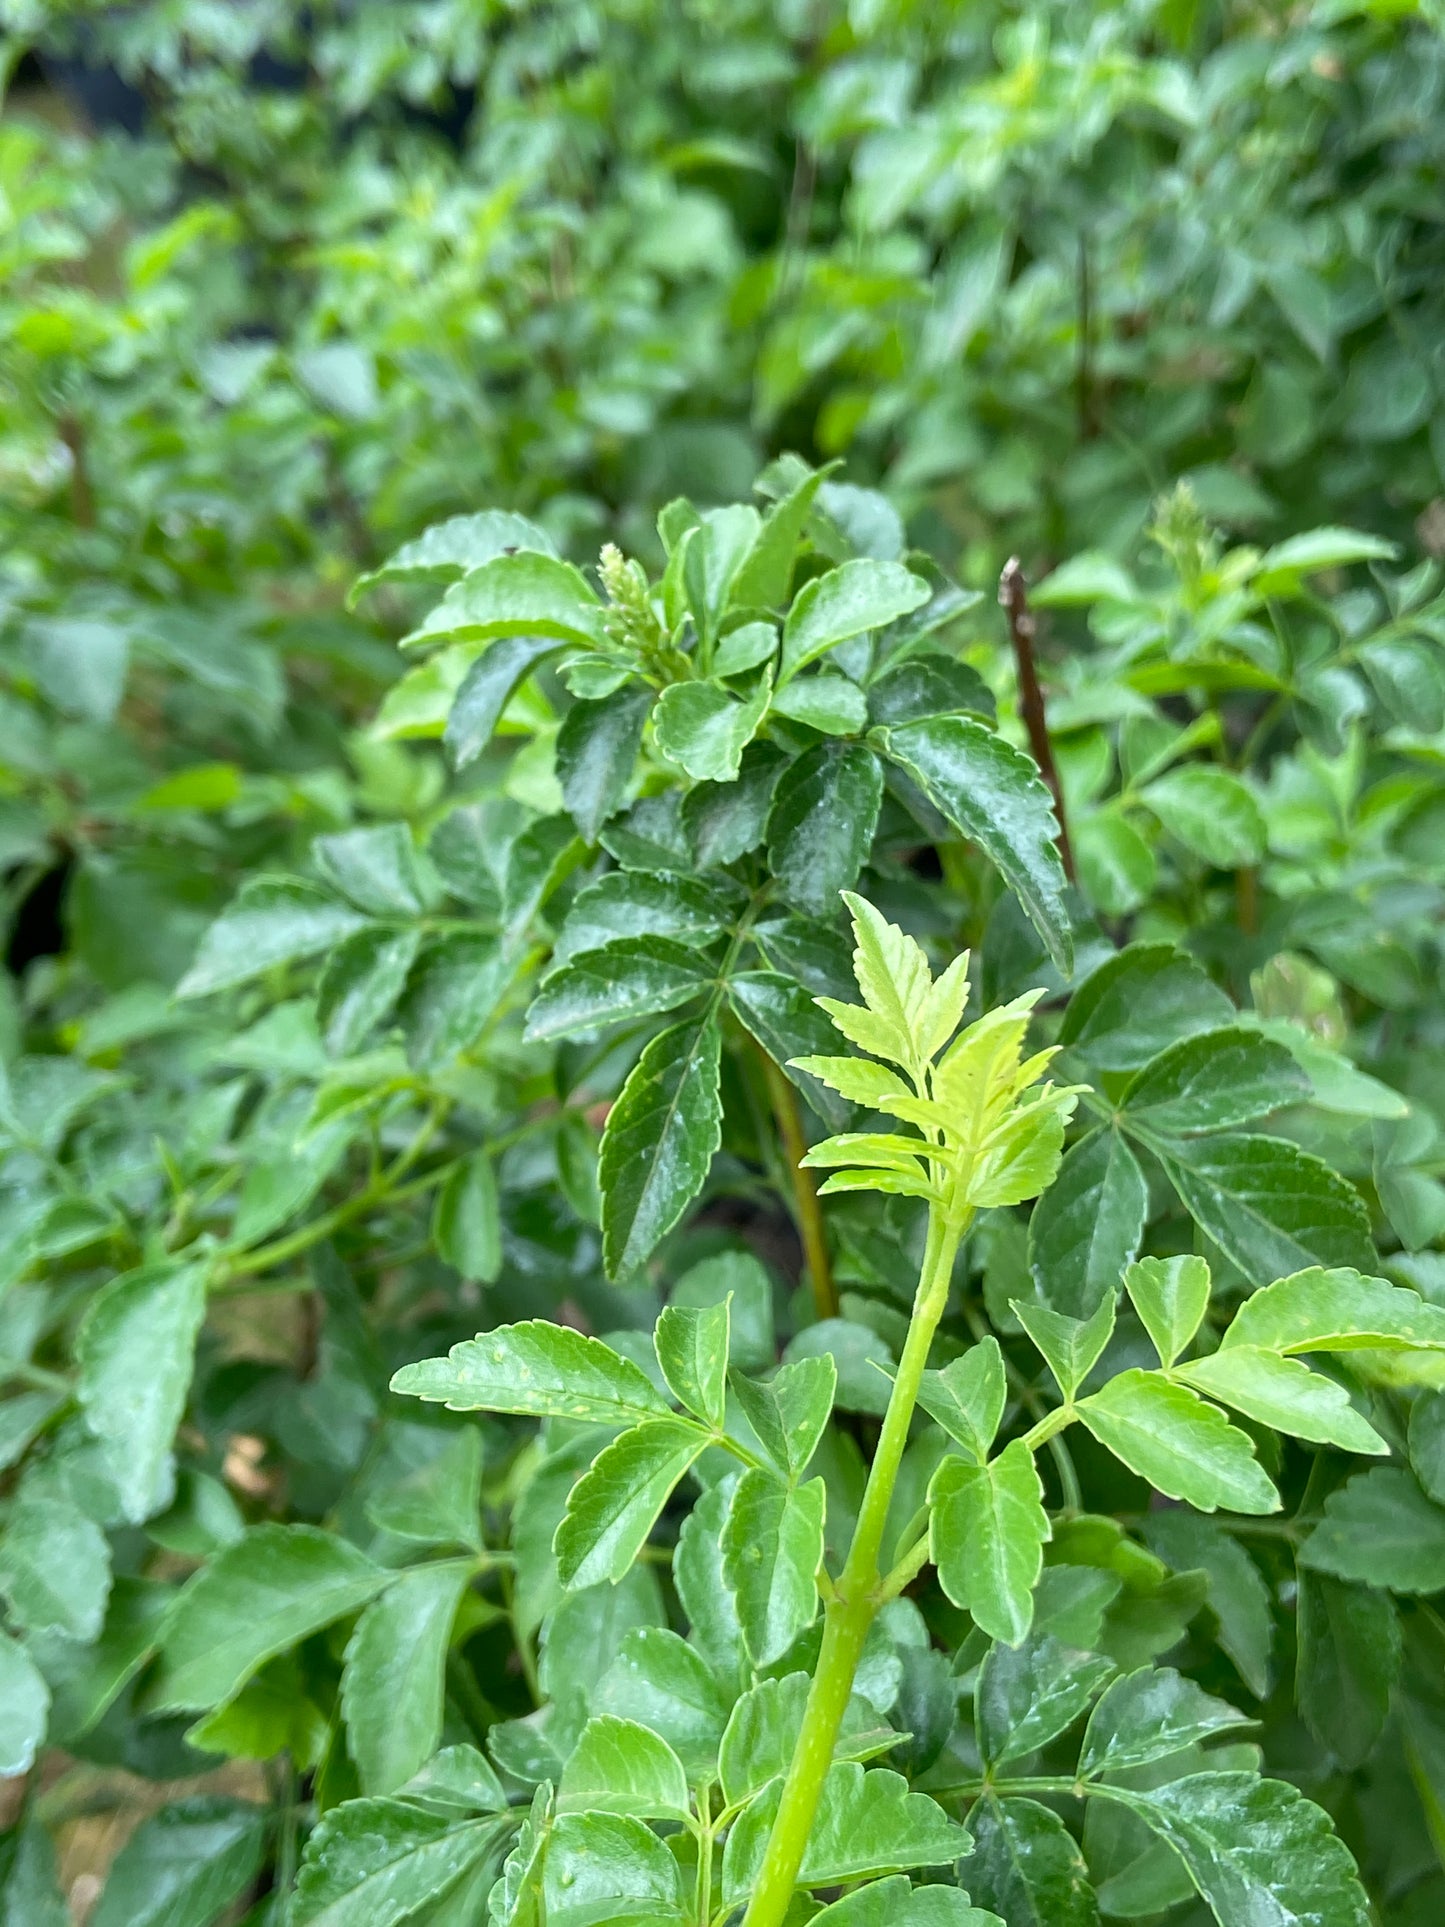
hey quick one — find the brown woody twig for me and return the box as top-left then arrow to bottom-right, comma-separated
1000,557 -> 1076,883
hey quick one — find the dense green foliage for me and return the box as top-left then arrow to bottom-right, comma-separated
2,3 -> 1445,1924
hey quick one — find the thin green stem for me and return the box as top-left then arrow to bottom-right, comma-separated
740,1209 -> 965,1927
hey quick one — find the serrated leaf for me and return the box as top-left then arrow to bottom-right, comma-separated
1125,1255 -> 1212,1369
351,509 -> 557,600
1296,1573 -> 1398,1769
318,925 -> 422,1054
1175,1347 -> 1387,1454
592,1627 -> 730,1777
76,1259 -> 207,1525
443,636 -> 560,770
1014,1293 -> 1117,1404
781,560 -> 931,679
540,1810 -> 685,1924
1076,1371 -> 1280,1515
398,931 -> 508,1069
553,871 -> 737,967
770,673 -> 868,734
730,1354 -> 836,1479
558,1714 -> 690,1819
1121,1028 -> 1307,1135
959,1797 -> 1098,1927
177,878 -> 367,998
90,1799 -> 266,1927
724,1762 -> 967,1900
599,1013 -> 723,1278
155,1524 -> 389,1709
916,1339 -> 1007,1463
556,685 -> 652,839
1103,1772 -> 1370,1927
811,1877 -> 1001,1926
341,1559 -> 471,1794
766,741 -> 884,919
1221,1264 -> 1445,1355
721,1469 -> 825,1665
977,1631 -> 1114,1767
654,1299 -> 729,1429
1028,1128 -> 1147,1320
1078,1666 -> 1251,1777
525,935 -> 712,1041
1301,1467 -> 1445,1593
682,741 -> 787,867
654,676 -> 770,782
876,716 -> 1072,972
1160,1136 -> 1374,1287
554,1420 -> 707,1589
929,1441 -> 1050,1646
1058,944 -> 1234,1073
291,1797 -> 512,1927
432,1150 -> 502,1284
402,551 -> 603,651
392,1322 -> 669,1424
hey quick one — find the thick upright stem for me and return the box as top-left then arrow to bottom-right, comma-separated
741,1212 -> 964,1927
760,1050 -> 837,1321
1000,559 -> 1076,884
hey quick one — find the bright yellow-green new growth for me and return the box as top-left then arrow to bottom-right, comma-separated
791,892 -> 1085,1227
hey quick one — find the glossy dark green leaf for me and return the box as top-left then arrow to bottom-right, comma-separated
557,685 -> 653,838
876,715 -> 1071,972
977,1632 -> 1114,1767
312,824 -> 438,917
1057,944 -> 1234,1073
781,560 -> 931,679
525,935 -> 712,1042
681,741 -> 788,867
352,509 -> 556,599
1078,1666 -> 1250,1776
446,636 -> 561,771
1296,1573 -> 1399,1769
959,1797 -> 1099,1927
1160,1136 -> 1374,1287
1121,1028 -> 1307,1135
553,871 -> 737,966
728,968 -> 854,1130
766,741 -> 883,918
432,1149 -> 502,1284
1027,1128 -> 1147,1320
397,931 -> 507,1069
1141,1512 -> 1273,1700
1104,1773 -> 1370,1927
599,1013 -> 723,1278
654,676 -> 770,781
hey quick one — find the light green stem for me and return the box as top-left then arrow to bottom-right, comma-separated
740,1210 -> 965,1927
